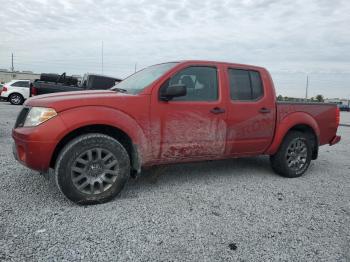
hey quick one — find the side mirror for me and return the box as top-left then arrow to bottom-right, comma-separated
160,84 -> 187,101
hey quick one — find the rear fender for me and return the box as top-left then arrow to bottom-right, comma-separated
265,112 -> 320,155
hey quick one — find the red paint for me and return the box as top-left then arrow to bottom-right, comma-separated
336,107 -> 340,126
329,135 -> 341,146
12,60 -> 341,172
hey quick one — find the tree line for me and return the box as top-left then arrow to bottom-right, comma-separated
277,94 -> 324,102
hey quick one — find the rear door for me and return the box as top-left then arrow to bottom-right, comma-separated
225,67 -> 276,155
150,64 -> 228,162
10,81 -> 30,99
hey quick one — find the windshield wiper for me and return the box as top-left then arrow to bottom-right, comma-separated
111,87 -> 127,93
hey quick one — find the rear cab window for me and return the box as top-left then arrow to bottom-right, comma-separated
89,76 -> 118,90
228,68 -> 263,101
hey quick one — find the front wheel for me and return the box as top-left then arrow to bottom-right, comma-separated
55,133 -> 130,204
270,131 -> 313,178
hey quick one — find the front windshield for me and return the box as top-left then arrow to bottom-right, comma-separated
111,62 -> 178,94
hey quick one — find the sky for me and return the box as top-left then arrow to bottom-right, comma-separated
0,0 -> 349,98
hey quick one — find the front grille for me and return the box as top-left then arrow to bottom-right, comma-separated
14,107 -> 30,128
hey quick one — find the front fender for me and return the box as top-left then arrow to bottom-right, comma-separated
57,106 -> 149,163
265,112 -> 320,155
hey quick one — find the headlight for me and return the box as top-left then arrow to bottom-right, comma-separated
24,107 -> 57,127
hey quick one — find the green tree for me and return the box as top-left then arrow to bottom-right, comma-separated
315,94 -> 324,102
277,95 -> 283,101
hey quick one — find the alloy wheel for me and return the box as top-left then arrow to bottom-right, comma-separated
71,148 -> 120,195
10,94 -> 22,105
286,138 -> 308,173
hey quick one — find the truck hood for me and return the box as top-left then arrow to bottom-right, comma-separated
25,90 -> 133,112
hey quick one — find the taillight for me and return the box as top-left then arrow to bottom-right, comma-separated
336,107 -> 340,127
30,85 -> 37,96
2,86 -> 7,92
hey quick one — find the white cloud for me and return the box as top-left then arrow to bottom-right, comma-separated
0,0 -> 349,97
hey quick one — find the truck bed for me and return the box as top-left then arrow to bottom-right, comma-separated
276,102 -> 339,145
32,81 -> 83,96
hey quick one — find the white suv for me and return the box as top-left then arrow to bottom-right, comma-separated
0,80 -> 30,105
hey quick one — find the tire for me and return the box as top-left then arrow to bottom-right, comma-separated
270,131 -> 313,178
9,93 -> 24,105
55,133 -> 130,205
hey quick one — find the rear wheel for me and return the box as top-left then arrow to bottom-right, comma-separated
270,131 -> 313,178
9,93 -> 24,105
55,133 -> 130,204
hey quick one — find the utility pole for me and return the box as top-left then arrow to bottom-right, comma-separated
101,41 -> 104,74
305,75 -> 309,101
134,63 -> 137,73
11,53 -> 14,72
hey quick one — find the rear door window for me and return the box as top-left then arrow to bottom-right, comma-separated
11,81 -> 29,88
228,69 -> 263,101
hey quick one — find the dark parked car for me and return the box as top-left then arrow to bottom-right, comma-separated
338,104 -> 350,112
31,72 -> 122,96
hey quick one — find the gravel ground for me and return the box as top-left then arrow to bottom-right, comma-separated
340,111 -> 350,126
0,101 -> 349,262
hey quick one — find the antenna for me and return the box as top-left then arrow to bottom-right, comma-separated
101,41 -> 104,74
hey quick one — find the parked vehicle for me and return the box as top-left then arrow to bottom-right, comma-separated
338,104 -> 350,112
12,61 -> 341,204
0,80 -> 30,105
31,72 -> 122,96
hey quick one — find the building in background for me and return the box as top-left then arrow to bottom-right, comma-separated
0,69 -> 40,83
324,98 -> 350,106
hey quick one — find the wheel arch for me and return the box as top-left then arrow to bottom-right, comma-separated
265,112 -> 320,159
50,106 -> 149,174
50,124 -> 141,174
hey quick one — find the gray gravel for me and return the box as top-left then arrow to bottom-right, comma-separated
0,102 -> 349,261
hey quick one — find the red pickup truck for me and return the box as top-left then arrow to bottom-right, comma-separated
12,61 -> 341,204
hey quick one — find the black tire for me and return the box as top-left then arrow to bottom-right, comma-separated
9,93 -> 24,105
270,131 -> 313,178
55,133 -> 130,205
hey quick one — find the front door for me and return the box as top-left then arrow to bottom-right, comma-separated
151,65 -> 227,162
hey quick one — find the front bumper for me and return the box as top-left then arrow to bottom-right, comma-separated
12,115 -> 67,172
329,135 -> 341,146
12,134 -> 57,172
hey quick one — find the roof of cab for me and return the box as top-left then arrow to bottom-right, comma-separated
176,60 -> 267,71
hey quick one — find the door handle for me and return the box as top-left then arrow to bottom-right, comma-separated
259,107 -> 271,113
210,107 -> 225,114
